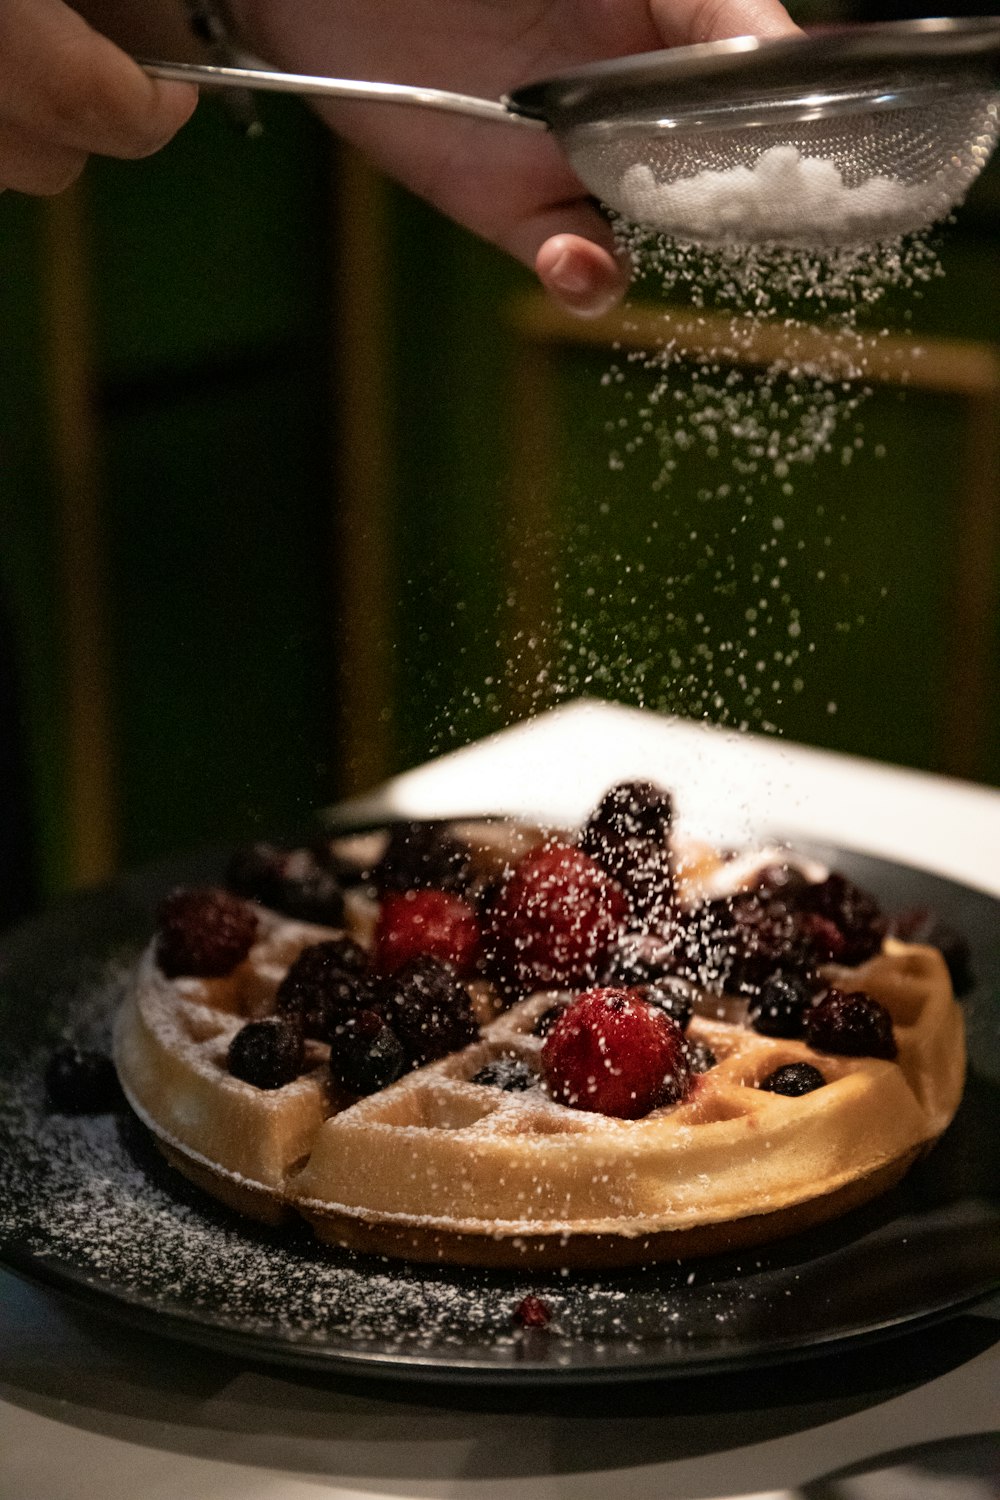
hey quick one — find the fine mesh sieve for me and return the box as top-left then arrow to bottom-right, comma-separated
142,16 -> 1000,247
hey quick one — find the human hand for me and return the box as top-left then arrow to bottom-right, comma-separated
0,0 -> 196,195
230,0 -> 798,314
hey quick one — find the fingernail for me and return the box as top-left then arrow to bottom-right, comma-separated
547,249 -> 595,297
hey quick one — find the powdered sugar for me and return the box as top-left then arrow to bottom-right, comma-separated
617,146 -> 960,247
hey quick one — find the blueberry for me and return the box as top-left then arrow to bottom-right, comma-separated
805,988 -> 897,1060
748,974 -> 812,1038
470,1057 -> 537,1091
45,1047 -> 122,1113
759,1062 -> 826,1097
228,1018 -> 304,1089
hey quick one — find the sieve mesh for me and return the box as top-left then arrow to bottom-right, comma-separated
566,88 -> 1000,245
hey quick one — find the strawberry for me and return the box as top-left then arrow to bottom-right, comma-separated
374,889 -> 481,977
485,842 -> 628,992
541,986 -> 690,1119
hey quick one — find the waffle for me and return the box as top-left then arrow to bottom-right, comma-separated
114,821 -> 966,1268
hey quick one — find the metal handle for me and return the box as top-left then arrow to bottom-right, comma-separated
138,57 -> 548,128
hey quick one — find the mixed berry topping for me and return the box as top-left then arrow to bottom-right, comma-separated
275,937 -> 370,1042
512,1294 -> 552,1328
759,1062 -> 826,1096
45,1046 -> 122,1113
747,974 -> 813,1039
579,779 -> 675,926
156,887 -> 259,978
373,888 -> 481,978
381,957 -> 479,1067
328,1009 -> 407,1095
225,842 -> 346,926
485,842 -> 628,993
602,931 -> 681,986
805,988 -> 897,1060
228,1018 -> 304,1089
541,986 -> 690,1119
370,821 -> 472,896
470,1057 -> 537,1092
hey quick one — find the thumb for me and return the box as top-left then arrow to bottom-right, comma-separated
649,0 -> 800,47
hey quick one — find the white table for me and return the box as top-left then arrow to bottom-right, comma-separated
3,703 -> 999,1500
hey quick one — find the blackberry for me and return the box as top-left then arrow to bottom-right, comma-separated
329,1009 -> 406,1095
679,892 -> 810,997
381,957 -> 479,1066
805,988 -> 897,1060
275,938 -> 371,1041
45,1046 -> 122,1113
602,931 -> 679,986
801,874 -> 884,966
371,822 -> 471,896
684,1039 -> 717,1074
156,887 -> 258,978
471,1057 -> 537,1091
581,780 -> 674,845
226,842 -> 345,925
579,781 -> 674,926
634,976 -> 697,1033
228,1018 -> 304,1089
747,974 -> 812,1038
759,1062 -> 826,1097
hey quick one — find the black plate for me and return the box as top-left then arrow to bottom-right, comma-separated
1,843 -> 998,1385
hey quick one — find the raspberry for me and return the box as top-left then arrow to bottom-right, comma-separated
156,887 -> 258,978
805,988 -> 897,1059
371,822 -> 471,895
45,1047 -> 122,1113
579,780 -> 674,926
226,842 -> 345,925
512,1294 -> 551,1328
541,987 -> 689,1119
748,974 -> 812,1038
759,1062 -> 826,1096
373,889 -> 481,978
485,843 -> 628,993
471,1057 -> 537,1091
228,1018 -> 304,1089
329,1009 -> 406,1095
275,938 -> 371,1041
381,957 -> 479,1067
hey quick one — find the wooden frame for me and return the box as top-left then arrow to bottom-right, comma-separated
506,293 -> 1000,782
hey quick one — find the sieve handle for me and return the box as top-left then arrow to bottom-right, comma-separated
138,58 -> 549,129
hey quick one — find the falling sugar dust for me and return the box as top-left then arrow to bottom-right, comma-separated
516,188 -> 947,738
416,161 -> 949,760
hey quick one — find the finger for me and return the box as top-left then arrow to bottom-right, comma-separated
0,119 -> 86,195
649,0 -> 800,47
0,0 -> 197,160
535,233 -> 629,319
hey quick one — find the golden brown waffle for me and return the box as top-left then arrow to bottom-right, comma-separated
116,891 -> 964,1265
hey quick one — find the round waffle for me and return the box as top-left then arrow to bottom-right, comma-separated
114,818 -> 966,1268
